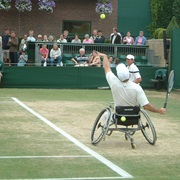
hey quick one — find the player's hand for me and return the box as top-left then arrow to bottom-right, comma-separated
159,108 -> 166,115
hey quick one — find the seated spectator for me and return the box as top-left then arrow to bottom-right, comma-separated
71,48 -> 89,67
114,58 -> 120,66
48,35 -> 55,42
17,50 -> 28,66
110,28 -> 121,44
43,35 -> 48,42
37,34 -> 43,42
123,31 -> 134,45
63,30 -> 71,42
110,27 -> 122,42
71,34 -> 81,43
50,43 -> 62,66
90,29 -> 98,42
0,59 -> 4,83
134,31 -> 146,45
108,56 -> 115,67
39,43 -> 49,66
19,34 -> 28,52
83,34 -> 94,44
88,50 -> 101,67
94,30 -> 105,43
27,30 -> 36,42
57,34 -> 67,43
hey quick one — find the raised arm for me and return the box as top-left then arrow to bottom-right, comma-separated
97,52 -> 111,74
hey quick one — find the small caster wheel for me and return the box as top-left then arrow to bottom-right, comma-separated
131,143 -> 136,149
125,134 -> 128,141
107,130 -> 112,136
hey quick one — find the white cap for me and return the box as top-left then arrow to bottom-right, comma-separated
116,63 -> 130,81
126,54 -> 134,60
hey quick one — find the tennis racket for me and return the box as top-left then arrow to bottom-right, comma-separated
163,70 -> 174,108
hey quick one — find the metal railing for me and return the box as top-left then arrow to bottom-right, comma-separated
27,42 -> 149,66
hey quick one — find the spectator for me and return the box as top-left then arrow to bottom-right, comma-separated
111,28 -> 121,44
17,50 -> 28,66
90,29 -> 98,42
82,34 -> 94,44
108,56 -> 115,67
37,34 -> 43,42
71,34 -> 81,43
94,30 -> 105,43
19,34 -> 28,52
134,31 -> 146,45
2,29 -> 11,65
71,48 -> 89,67
126,54 -> 142,84
43,35 -> 48,42
8,31 -> 18,66
63,30 -> 71,42
50,43 -> 62,66
88,50 -> 101,67
48,35 -> 55,42
123,31 -> 134,45
27,30 -> 36,42
39,43 -> 49,66
0,59 -> 4,83
110,27 -> 122,42
114,58 -> 120,67
57,34 -> 67,43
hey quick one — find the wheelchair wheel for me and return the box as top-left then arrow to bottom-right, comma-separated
140,109 -> 157,145
91,108 -> 111,145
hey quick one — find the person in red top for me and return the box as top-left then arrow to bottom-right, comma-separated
39,43 -> 49,66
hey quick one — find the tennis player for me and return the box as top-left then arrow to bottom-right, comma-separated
126,54 -> 142,84
97,52 -> 166,114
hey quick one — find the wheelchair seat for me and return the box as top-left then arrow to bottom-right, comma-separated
115,106 -> 140,126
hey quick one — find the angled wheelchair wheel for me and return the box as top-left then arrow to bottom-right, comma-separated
91,108 -> 111,145
139,109 -> 157,145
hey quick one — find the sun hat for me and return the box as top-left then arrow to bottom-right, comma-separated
126,54 -> 134,60
116,63 -> 130,82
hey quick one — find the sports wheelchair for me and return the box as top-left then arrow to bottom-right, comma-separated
91,104 -> 157,149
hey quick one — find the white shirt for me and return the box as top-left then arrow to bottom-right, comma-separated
57,39 -> 67,43
50,48 -> 61,59
127,63 -> 141,82
112,35 -> 116,44
27,36 -> 36,42
106,71 -> 149,107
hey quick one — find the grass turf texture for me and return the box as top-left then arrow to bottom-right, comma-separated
0,89 -> 180,179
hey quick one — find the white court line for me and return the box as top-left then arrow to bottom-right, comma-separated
12,97 -> 133,179
0,155 -> 91,159
7,177 -> 125,180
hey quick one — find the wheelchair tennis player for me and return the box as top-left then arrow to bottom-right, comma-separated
98,52 -> 166,115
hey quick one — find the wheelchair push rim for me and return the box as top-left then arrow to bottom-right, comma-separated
91,108 -> 111,145
140,109 -> 157,145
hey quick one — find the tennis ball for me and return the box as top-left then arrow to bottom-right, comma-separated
100,14 -> 106,19
121,116 -> 126,122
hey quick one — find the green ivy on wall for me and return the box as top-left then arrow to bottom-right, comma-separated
148,0 -> 175,36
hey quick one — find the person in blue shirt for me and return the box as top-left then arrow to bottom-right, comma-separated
94,30 -> 105,43
17,50 -> 28,66
134,31 -> 146,45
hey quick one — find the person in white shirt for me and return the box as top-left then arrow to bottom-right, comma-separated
57,34 -> 67,43
27,30 -> 36,42
50,43 -> 62,66
126,54 -> 142,84
96,51 -> 166,114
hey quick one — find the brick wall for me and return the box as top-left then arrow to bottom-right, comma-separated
0,0 -> 118,40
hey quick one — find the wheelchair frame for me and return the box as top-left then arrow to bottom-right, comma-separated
91,104 -> 157,149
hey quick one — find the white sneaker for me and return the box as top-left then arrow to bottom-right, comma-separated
60,62 -> 63,66
56,64 -> 60,66
43,62 -> 47,67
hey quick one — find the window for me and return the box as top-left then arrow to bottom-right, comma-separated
62,20 -> 91,38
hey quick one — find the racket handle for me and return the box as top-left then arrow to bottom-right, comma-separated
163,103 -> 167,108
